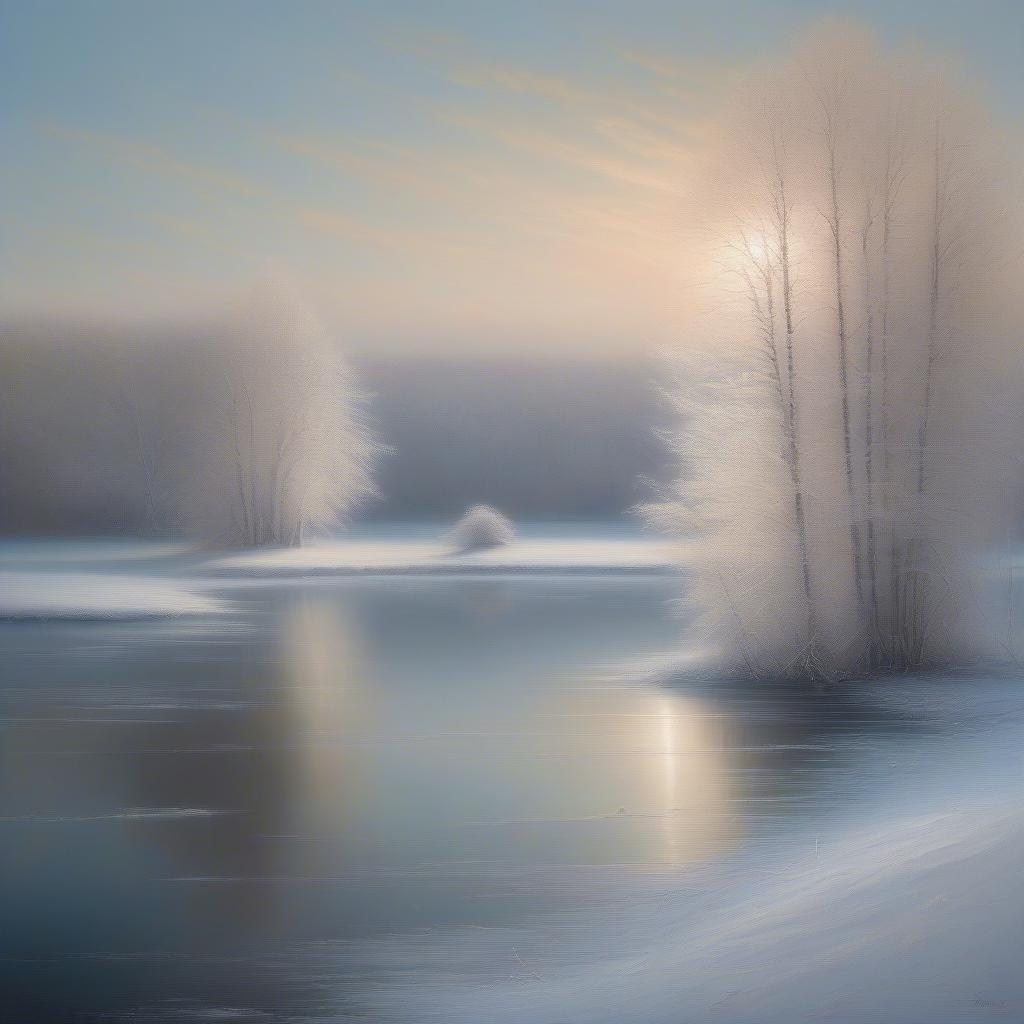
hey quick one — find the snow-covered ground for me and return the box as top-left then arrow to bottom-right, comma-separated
205,535 -> 676,576
0,527 -> 674,620
0,571 -> 226,619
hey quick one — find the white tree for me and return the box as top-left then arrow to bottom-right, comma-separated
646,24 -> 1020,678
191,288 -> 377,548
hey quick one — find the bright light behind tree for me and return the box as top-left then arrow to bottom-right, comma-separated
645,23 -> 1023,678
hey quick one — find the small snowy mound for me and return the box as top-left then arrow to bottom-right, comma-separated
0,572 -> 226,620
445,505 -> 516,554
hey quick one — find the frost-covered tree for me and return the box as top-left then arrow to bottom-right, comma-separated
189,289 -> 376,548
645,25 -> 1021,678
446,505 -> 516,553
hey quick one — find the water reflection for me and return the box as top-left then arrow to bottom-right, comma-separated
531,683 -> 739,868
656,695 -> 736,865
0,575 -> 924,1022
279,594 -> 366,829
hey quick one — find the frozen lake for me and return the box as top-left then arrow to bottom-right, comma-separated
2,530 -> 1024,1022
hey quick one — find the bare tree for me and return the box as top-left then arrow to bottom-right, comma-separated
728,124 -> 821,674
877,106 -> 907,665
812,76 -> 866,623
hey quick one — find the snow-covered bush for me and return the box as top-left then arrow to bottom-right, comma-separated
445,505 -> 515,553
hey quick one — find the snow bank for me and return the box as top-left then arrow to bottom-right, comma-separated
204,537 -> 676,577
0,572 -> 226,619
445,505 -> 516,553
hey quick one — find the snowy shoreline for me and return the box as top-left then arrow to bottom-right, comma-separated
0,571 -> 226,620
0,533 -> 677,618
203,537 -> 678,578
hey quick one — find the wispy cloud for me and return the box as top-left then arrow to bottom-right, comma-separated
39,120 -> 455,256
39,122 -> 273,201
22,30 -> 729,347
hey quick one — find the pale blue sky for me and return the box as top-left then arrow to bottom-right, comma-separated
3,1 -> 1022,353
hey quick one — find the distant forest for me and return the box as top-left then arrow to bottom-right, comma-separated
0,322 -> 665,535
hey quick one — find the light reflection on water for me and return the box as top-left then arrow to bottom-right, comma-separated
0,571 -> 920,1021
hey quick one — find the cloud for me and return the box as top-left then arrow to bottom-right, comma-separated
39,120 -> 447,257
448,61 -> 597,105
39,122 -> 272,201
25,34 -> 727,349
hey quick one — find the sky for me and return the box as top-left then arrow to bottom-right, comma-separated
2,0 -> 1023,357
